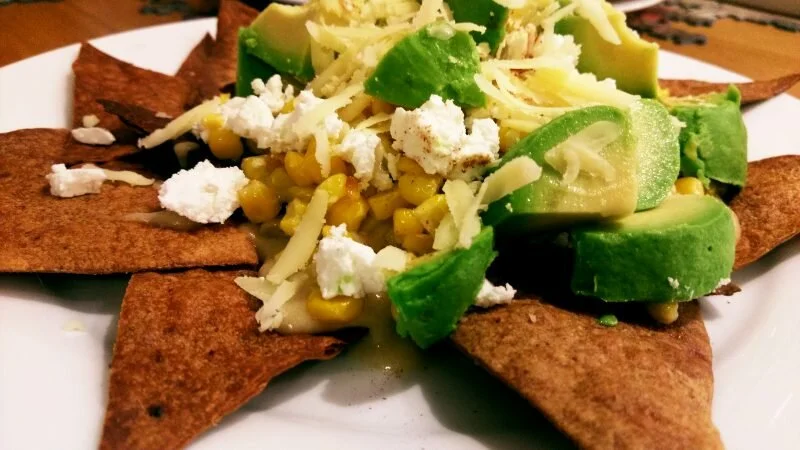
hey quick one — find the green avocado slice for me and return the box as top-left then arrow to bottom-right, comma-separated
571,194 -> 736,302
446,0 -> 509,54
631,99 -> 681,211
364,22 -> 486,109
555,3 -> 659,98
386,227 -> 496,349
482,106 -> 638,232
241,3 -> 315,83
236,29 -> 278,97
668,86 -> 748,188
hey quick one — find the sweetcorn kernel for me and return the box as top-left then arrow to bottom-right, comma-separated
303,140 -> 325,184
267,167 -> 294,200
393,208 -> 424,236
414,194 -> 448,233
280,98 -> 295,114
339,93 -> 373,123
327,194 -> 369,231
242,156 -> 269,181
647,302 -> 679,325
279,198 -> 308,236
306,288 -> 364,323
316,173 -> 348,204
207,127 -> 244,160
402,233 -> 434,255
367,188 -> 408,220
284,152 -> 313,187
238,180 -> 280,223
287,186 -> 315,202
674,177 -> 705,196
201,113 -> 224,130
397,156 -> 426,175
398,174 -> 443,206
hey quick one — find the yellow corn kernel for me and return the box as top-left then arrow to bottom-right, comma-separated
267,167 -> 294,200
371,98 -> 396,116
306,288 -> 364,324
317,173 -> 348,204
280,98 -> 295,114
327,194 -> 369,231
367,188 -> 408,220
402,233 -> 434,255
398,174 -> 443,206
674,177 -> 705,196
393,208 -> 424,236
396,156 -> 426,175
207,127 -> 244,160
647,302 -> 680,325
284,151 -> 313,187
238,180 -> 280,223
201,113 -> 224,130
330,156 -> 348,175
279,198 -> 308,236
499,126 -> 523,152
287,185 -> 315,202
338,93 -> 373,123
302,140 -> 325,184
414,194 -> 448,233
241,155 -> 282,182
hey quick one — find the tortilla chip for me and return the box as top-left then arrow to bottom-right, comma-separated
0,129 -> 257,274
98,99 -> 171,135
452,299 -> 721,450
101,269 -> 347,450
72,43 -> 191,133
660,72 -> 800,105
731,155 -> 800,270
177,1 -> 258,106
710,281 -> 741,297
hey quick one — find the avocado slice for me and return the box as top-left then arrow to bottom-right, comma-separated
364,22 -> 485,109
555,4 -> 659,98
571,194 -> 735,302
630,99 -> 681,211
240,3 -> 315,83
236,29 -> 278,97
668,86 -> 748,188
387,227 -> 496,349
446,0 -> 509,54
482,106 -> 638,232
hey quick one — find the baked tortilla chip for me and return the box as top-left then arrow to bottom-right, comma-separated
177,1 -> 258,106
72,43 -> 191,133
0,129 -> 257,274
452,299 -> 721,450
101,269 -> 348,450
660,72 -> 800,105
98,99 -> 171,135
731,155 -> 800,270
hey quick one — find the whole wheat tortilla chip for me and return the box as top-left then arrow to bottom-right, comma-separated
97,99 -> 171,135
177,1 -> 258,106
731,155 -> 800,270
101,269 -> 348,450
660,72 -> 800,105
0,129 -> 257,274
452,299 -> 721,450
72,43 -> 191,134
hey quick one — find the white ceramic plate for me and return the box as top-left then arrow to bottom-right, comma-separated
613,0 -> 664,13
1,18 -> 799,450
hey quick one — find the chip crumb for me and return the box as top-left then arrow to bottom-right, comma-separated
82,114 -> 100,128
528,313 -> 537,323
63,319 -> 87,333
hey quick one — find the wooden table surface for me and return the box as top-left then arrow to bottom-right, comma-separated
0,0 -> 798,98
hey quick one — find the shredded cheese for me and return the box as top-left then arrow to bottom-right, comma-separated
355,112 -> 392,130
314,128 -> 331,178
139,97 -> 223,149
294,84 -> 363,136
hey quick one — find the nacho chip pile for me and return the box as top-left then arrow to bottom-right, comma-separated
660,72 -> 800,106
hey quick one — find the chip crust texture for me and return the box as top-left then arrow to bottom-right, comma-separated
660,73 -> 800,105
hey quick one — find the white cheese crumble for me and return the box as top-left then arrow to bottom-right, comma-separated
47,164 -> 107,198
474,279 -> 517,308
251,75 -> 295,114
314,225 -> 385,299
71,127 -> 115,146
219,95 -> 274,142
158,160 -> 247,224
668,277 -> 680,289
390,95 -> 500,179
81,114 -> 100,128
335,129 -> 393,190
716,278 -> 732,290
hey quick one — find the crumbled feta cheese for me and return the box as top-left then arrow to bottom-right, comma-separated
81,114 -> 100,128
252,75 -> 295,114
668,277 -> 680,289
314,225 -> 385,299
46,164 -> 107,198
220,96 -> 275,141
474,279 -> 516,308
337,129 -> 380,186
256,90 -> 346,153
390,95 -> 500,179
71,127 -> 115,146
158,160 -> 247,224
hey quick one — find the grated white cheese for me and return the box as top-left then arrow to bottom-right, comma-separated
158,160 -> 247,224
71,127 -> 115,146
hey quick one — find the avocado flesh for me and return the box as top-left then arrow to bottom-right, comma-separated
669,86 -> 748,188
236,29 -> 278,97
446,0 -> 509,54
482,106 -> 638,232
571,194 -> 735,302
556,4 -> 659,98
631,99 -> 681,211
364,22 -> 485,109
243,3 -> 314,83
387,227 -> 496,349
